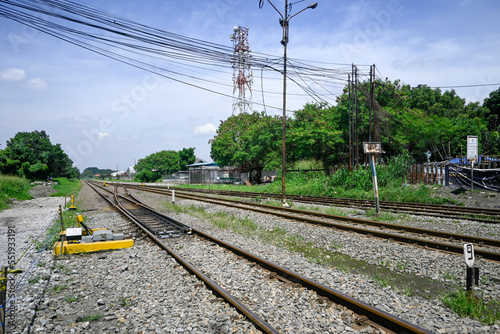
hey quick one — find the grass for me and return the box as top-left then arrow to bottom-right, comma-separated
77,313 -> 103,322
0,174 -> 32,211
0,175 -> 81,212
120,295 -> 133,308
164,201 -> 449,298
176,155 -> 457,206
64,295 -> 81,303
443,290 -> 500,325
51,177 -> 82,197
51,284 -> 67,293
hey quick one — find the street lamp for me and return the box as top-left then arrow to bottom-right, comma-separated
260,0 -> 318,206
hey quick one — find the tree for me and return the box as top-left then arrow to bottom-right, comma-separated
134,148 -> 195,182
483,87 -> 500,131
0,130 -> 79,179
178,148 -> 196,170
288,103 -> 344,167
210,112 -> 281,182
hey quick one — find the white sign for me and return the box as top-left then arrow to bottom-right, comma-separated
467,136 -> 478,161
66,227 -> 82,237
464,243 -> 474,267
363,142 -> 381,154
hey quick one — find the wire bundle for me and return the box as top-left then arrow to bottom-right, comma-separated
0,0 -> 363,110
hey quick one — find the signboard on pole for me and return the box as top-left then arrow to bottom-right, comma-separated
464,243 -> 474,268
363,142 -> 381,154
467,136 -> 478,161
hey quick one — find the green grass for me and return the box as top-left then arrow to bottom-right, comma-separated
51,284 -> 67,293
120,295 -> 133,308
164,201 -> 449,298
176,156 -> 457,206
0,174 -> 32,211
64,295 -> 81,303
51,177 -> 82,197
443,290 -> 500,325
77,313 -> 103,322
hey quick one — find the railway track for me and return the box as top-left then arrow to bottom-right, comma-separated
166,186 -> 500,224
122,183 -> 500,263
86,181 -> 430,334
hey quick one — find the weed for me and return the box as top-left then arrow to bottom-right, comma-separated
373,274 -> 390,287
396,261 -> 408,271
444,271 -> 460,284
399,285 -> 415,296
379,258 -> 391,268
51,284 -> 67,293
51,177 -> 82,198
77,313 -> 103,322
120,295 -> 133,308
443,290 -> 500,325
29,275 -> 41,284
0,175 -> 32,211
64,295 -> 81,303
37,262 -> 46,267
330,241 -> 342,250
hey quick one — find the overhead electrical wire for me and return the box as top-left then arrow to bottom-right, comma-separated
0,0 -> 365,111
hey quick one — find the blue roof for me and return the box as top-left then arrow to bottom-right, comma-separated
186,162 -> 218,167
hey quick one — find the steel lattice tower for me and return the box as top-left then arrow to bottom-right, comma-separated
230,26 -> 252,114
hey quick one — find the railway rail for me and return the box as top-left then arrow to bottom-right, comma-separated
87,181 -> 430,334
121,183 -> 500,263
166,186 -> 500,224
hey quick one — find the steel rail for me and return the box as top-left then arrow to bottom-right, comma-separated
105,183 -> 432,334
165,186 -> 500,223
86,182 -> 279,334
125,185 -> 500,262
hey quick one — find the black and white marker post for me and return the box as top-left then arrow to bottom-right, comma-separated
464,243 -> 479,296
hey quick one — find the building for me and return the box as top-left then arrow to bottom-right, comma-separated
187,162 -> 239,184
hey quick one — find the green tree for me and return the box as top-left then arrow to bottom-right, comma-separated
210,112 -> 281,182
483,87 -> 500,131
288,103 -> 344,167
0,130 -> 79,179
134,148 -> 195,182
178,147 -> 196,170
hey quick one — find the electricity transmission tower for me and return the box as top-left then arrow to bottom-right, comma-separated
230,26 -> 253,114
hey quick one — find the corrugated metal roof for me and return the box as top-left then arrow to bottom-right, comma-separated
186,162 -> 218,167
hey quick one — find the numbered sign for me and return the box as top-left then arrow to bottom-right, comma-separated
464,243 -> 474,268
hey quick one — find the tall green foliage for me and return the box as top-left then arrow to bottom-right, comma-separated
0,130 -> 79,180
210,112 -> 281,180
134,148 -> 195,182
210,80 -> 498,170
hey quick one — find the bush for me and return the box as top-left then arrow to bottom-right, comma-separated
0,174 -> 32,211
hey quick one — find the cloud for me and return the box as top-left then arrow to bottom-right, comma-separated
26,78 -> 48,90
193,123 -> 216,135
0,68 -> 26,82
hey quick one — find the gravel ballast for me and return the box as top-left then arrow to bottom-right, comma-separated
1,183 -> 499,333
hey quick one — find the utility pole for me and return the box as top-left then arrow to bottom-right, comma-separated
353,64 -> 359,168
348,73 -> 352,172
368,65 -> 373,142
372,64 -> 377,144
260,0 -> 318,206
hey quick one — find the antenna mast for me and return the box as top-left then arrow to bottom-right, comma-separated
230,26 -> 252,114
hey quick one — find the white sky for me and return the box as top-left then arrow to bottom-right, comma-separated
1,0 -> 499,172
